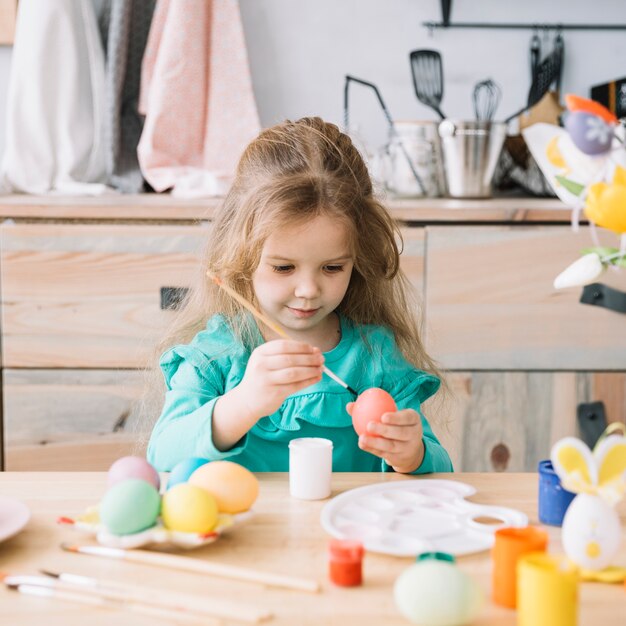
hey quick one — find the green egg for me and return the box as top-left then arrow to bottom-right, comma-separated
99,478 -> 160,535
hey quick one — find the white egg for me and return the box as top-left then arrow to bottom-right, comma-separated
561,493 -> 621,571
394,560 -> 483,625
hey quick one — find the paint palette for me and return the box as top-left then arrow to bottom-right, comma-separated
321,479 -> 528,557
58,507 -> 252,550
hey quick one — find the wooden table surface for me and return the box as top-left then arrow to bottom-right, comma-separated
1,472 -> 624,625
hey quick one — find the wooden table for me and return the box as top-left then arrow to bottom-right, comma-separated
1,472 -> 624,625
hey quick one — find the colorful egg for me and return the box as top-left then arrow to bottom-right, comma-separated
167,457 -> 209,490
394,556 -> 483,625
564,111 -> 613,156
161,483 -> 218,533
189,461 -> 259,514
351,388 -> 397,437
107,456 -> 160,490
99,479 -> 160,535
561,494 -> 621,571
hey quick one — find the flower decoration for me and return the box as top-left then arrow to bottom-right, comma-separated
522,94 -> 626,288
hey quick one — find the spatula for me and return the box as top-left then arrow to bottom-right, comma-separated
409,49 -> 445,119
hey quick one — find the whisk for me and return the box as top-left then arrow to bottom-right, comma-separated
472,79 -> 502,122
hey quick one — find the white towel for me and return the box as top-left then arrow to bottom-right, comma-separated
0,0 -> 111,195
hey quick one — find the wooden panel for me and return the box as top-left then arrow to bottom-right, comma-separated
1,223 -> 207,367
426,226 -> 626,369
0,195 -> 567,221
428,371 -> 626,472
398,226 -> 425,297
3,369 -> 150,470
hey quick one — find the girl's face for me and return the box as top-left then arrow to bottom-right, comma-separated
252,214 -> 354,341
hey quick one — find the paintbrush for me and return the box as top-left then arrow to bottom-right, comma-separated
38,569 -> 272,623
2,574 -> 219,625
61,543 -> 321,593
208,271 -> 357,396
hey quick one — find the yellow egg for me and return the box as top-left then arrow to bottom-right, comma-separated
188,461 -> 259,514
161,483 -> 218,533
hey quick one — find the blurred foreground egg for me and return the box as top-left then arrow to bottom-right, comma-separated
351,388 -> 397,437
564,111 -> 613,156
99,479 -> 160,535
167,457 -> 209,490
189,461 -> 259,514
394,556 -> 482,625
108,456 -> 160,490
161,483 -> 218,533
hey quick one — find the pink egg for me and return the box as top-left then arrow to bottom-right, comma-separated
107,456 -> 160,490
351,388 -> 397,437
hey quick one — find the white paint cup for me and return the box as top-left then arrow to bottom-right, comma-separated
289,437 -> 333,500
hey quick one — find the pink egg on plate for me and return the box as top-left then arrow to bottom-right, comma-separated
107,456 -> 160,490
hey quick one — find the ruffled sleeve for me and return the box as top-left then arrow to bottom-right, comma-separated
147,318 -> 249,471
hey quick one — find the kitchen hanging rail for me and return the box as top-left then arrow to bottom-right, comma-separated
423,22 -> 626,31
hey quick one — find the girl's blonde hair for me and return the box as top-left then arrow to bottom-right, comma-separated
137,117 -> 443,447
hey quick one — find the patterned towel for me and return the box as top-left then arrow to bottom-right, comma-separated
137,0 -> 260,197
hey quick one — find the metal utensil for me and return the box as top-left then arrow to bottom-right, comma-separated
409,49 -> 445,119
553,31 -> 565,93
473,79 -> 502,121
343,75 -> 425,194
529,31 -> 541,102
504,48 -> 561,123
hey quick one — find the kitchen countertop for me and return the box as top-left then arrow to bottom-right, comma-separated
0,194 -> 576,223
1,471 -> 624,625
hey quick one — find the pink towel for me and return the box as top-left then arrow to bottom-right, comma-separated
137,0 -> 260,197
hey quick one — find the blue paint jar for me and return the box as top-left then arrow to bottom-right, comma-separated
538,459 -> 576,527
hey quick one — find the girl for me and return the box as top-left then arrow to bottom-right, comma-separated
147,117 -> 452,474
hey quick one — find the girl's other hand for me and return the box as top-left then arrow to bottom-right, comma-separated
349,405 -> 425,473
239,340 -> 324,419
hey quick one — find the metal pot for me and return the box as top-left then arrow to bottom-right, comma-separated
438,120 -> 507,198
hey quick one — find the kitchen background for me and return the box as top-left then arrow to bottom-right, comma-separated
1,0 -> 626,157
0,0 -> 624,473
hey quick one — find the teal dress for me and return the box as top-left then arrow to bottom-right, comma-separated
147,314 -> 453,474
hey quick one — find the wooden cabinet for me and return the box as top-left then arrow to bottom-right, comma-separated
430,371 -> 626,472
0,198 -> 624,471
3,369 -> 144,470
425,226 -> 626,369
0,223 -> 207,368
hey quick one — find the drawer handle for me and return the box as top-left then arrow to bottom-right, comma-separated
580,283 -> 626,314
577,401 -> 607,449
160,287 -> 189,310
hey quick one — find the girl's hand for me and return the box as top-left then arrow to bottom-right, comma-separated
239,340 -> 324,420
346,403 -> 425,473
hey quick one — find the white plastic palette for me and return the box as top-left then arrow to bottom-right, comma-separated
321,479 -> 528,557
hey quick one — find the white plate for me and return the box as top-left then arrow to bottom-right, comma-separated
321,479 -> 528,557
0,496 -> 30,543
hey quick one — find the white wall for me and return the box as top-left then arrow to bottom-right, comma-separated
0,0 -> 625,156
239,0 -> 626,148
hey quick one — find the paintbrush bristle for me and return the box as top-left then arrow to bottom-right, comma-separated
60,542 -> 78,553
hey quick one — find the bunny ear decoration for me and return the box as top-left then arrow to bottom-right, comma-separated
594,435 -> 626,504
551,437 -> 597,494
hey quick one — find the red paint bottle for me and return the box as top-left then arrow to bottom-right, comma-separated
328,539 -> 364,587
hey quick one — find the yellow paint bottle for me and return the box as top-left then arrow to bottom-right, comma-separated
517,553 -> 578,626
